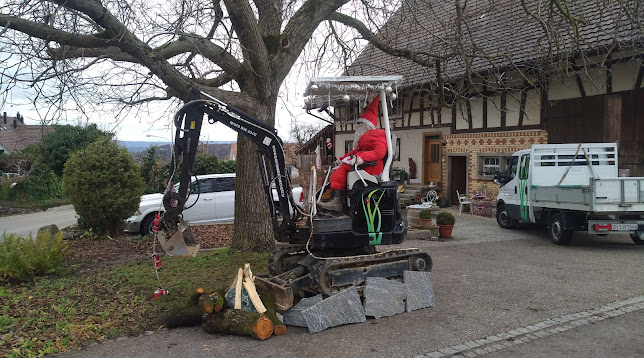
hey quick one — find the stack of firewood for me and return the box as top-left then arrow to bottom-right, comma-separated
198,263 -> 286,340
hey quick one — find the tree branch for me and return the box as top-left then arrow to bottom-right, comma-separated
49,0 -> 194,100
273,0 -> 350,85
0,14 -> 112,48
223,0 -> 270,85
328,11 -> 447,66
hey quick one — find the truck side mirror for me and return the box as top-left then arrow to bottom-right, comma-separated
493,170 -> 503,185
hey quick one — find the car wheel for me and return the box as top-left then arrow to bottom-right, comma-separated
496,204 -> 514,229
140,213 -> 159,236
549,212 -> 572,245
631,231 -> 644,245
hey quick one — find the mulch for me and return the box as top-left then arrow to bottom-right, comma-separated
63,224 -> 234,274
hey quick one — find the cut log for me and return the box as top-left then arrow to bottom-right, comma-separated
256,282 -> 286,335
189,287 -> 206,306
234,268 -> 244,309
200,290 -> 225,314
202,309 -> 273,340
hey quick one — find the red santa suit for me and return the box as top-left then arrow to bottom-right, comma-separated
329,96 -> 387,190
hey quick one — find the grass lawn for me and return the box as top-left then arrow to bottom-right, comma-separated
0,248 -> 268,357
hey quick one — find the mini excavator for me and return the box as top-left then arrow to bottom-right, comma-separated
157,76 -> 432,310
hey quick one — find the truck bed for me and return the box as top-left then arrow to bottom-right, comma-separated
531,177 -> 644,213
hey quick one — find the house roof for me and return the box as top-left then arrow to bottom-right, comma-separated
0,118 -> 53,153
347,0 -> 644,88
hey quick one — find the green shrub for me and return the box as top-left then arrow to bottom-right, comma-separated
63,139 -> 145,236
24,166 -> 65,201
419,209 -> 433,219
0,179 -> 9,200
436,211 -> 455,225
0,230 -> 69,281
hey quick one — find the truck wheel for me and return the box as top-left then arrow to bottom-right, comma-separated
549,213 -> 572,245
631,231 -> 644,245
496,204 -> 514,229
140,213 -> 159,236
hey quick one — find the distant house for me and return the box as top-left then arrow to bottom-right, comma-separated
325,1 -> 643,204
0,113 -> 53,155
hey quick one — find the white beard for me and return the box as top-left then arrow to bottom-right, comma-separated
353,122 -> 370,148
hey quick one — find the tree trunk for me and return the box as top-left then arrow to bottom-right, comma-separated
202,309 -> 273,340
231,96 -> 278,252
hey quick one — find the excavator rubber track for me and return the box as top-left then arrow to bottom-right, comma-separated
310,247 -> 432,296
267,245 -> 308,276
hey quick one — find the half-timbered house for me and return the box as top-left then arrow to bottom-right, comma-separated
328,1 -> 643,205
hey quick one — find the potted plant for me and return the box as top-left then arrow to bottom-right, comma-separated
418,209 -> 433,226
436,211 -> 455,238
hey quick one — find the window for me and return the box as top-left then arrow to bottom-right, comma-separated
477,154 -> 513,178
482,157 -> 499,175
393,137 -> 400,161
190,178 -> 214,194
345,140 -> 354,154
507,156 -> 518,179
214,177 -> 236,192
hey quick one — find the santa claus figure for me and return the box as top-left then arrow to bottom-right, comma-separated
319,95 -> 387,212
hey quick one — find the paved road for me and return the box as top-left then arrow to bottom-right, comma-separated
0,205 -> 77,238
62,208 -> 643,357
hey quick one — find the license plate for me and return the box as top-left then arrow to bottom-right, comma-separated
612,224 -> 638,231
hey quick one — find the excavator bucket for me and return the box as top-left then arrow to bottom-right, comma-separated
157,218 -> 200,257
255,276 -> 294,311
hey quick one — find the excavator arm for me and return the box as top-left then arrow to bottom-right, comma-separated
158,91 -> 301,255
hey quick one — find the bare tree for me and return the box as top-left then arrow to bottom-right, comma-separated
0,0 -> 442,251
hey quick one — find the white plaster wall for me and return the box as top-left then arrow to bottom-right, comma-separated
612,61 -> 640,92
334,133 -> 353,159
524,90 -> 541,125
487,94 -> 502,128
455,103 -> 468,130
441,106 -> 452,124
548,75 -> 581,100
470,98 -> 484,128
580,66 -> 607,96
505,93 -> 521,126
409,111 -> 421,126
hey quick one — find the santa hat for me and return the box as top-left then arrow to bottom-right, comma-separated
357,95 -> 380,129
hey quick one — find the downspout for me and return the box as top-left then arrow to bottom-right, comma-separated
380,88 -> 392,182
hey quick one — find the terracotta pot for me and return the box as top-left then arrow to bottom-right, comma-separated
419,218 -> 433,226
438,224 -> 454,238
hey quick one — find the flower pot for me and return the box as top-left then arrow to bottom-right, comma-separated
419,218 -> 433,227
438,224 -> 454,238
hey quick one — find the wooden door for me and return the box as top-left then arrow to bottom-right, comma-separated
424,136 -> 442,184
450,156 -> 467,204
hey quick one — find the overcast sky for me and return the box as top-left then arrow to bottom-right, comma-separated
2,70 -> 328,143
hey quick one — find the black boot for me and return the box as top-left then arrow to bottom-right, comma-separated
318,189 -> 344,212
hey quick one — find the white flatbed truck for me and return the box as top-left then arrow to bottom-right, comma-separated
494,143 -> 644,245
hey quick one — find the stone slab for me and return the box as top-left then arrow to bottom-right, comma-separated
404,270 -> 435,312
282,294 -> 323,327
301,287 -> 366,333
363,277 -> 407,319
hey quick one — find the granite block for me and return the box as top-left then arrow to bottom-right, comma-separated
404,270 -> 435,312
282,294 -> 323,327
301,287 -> 366,333
363,277 -> 407,319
